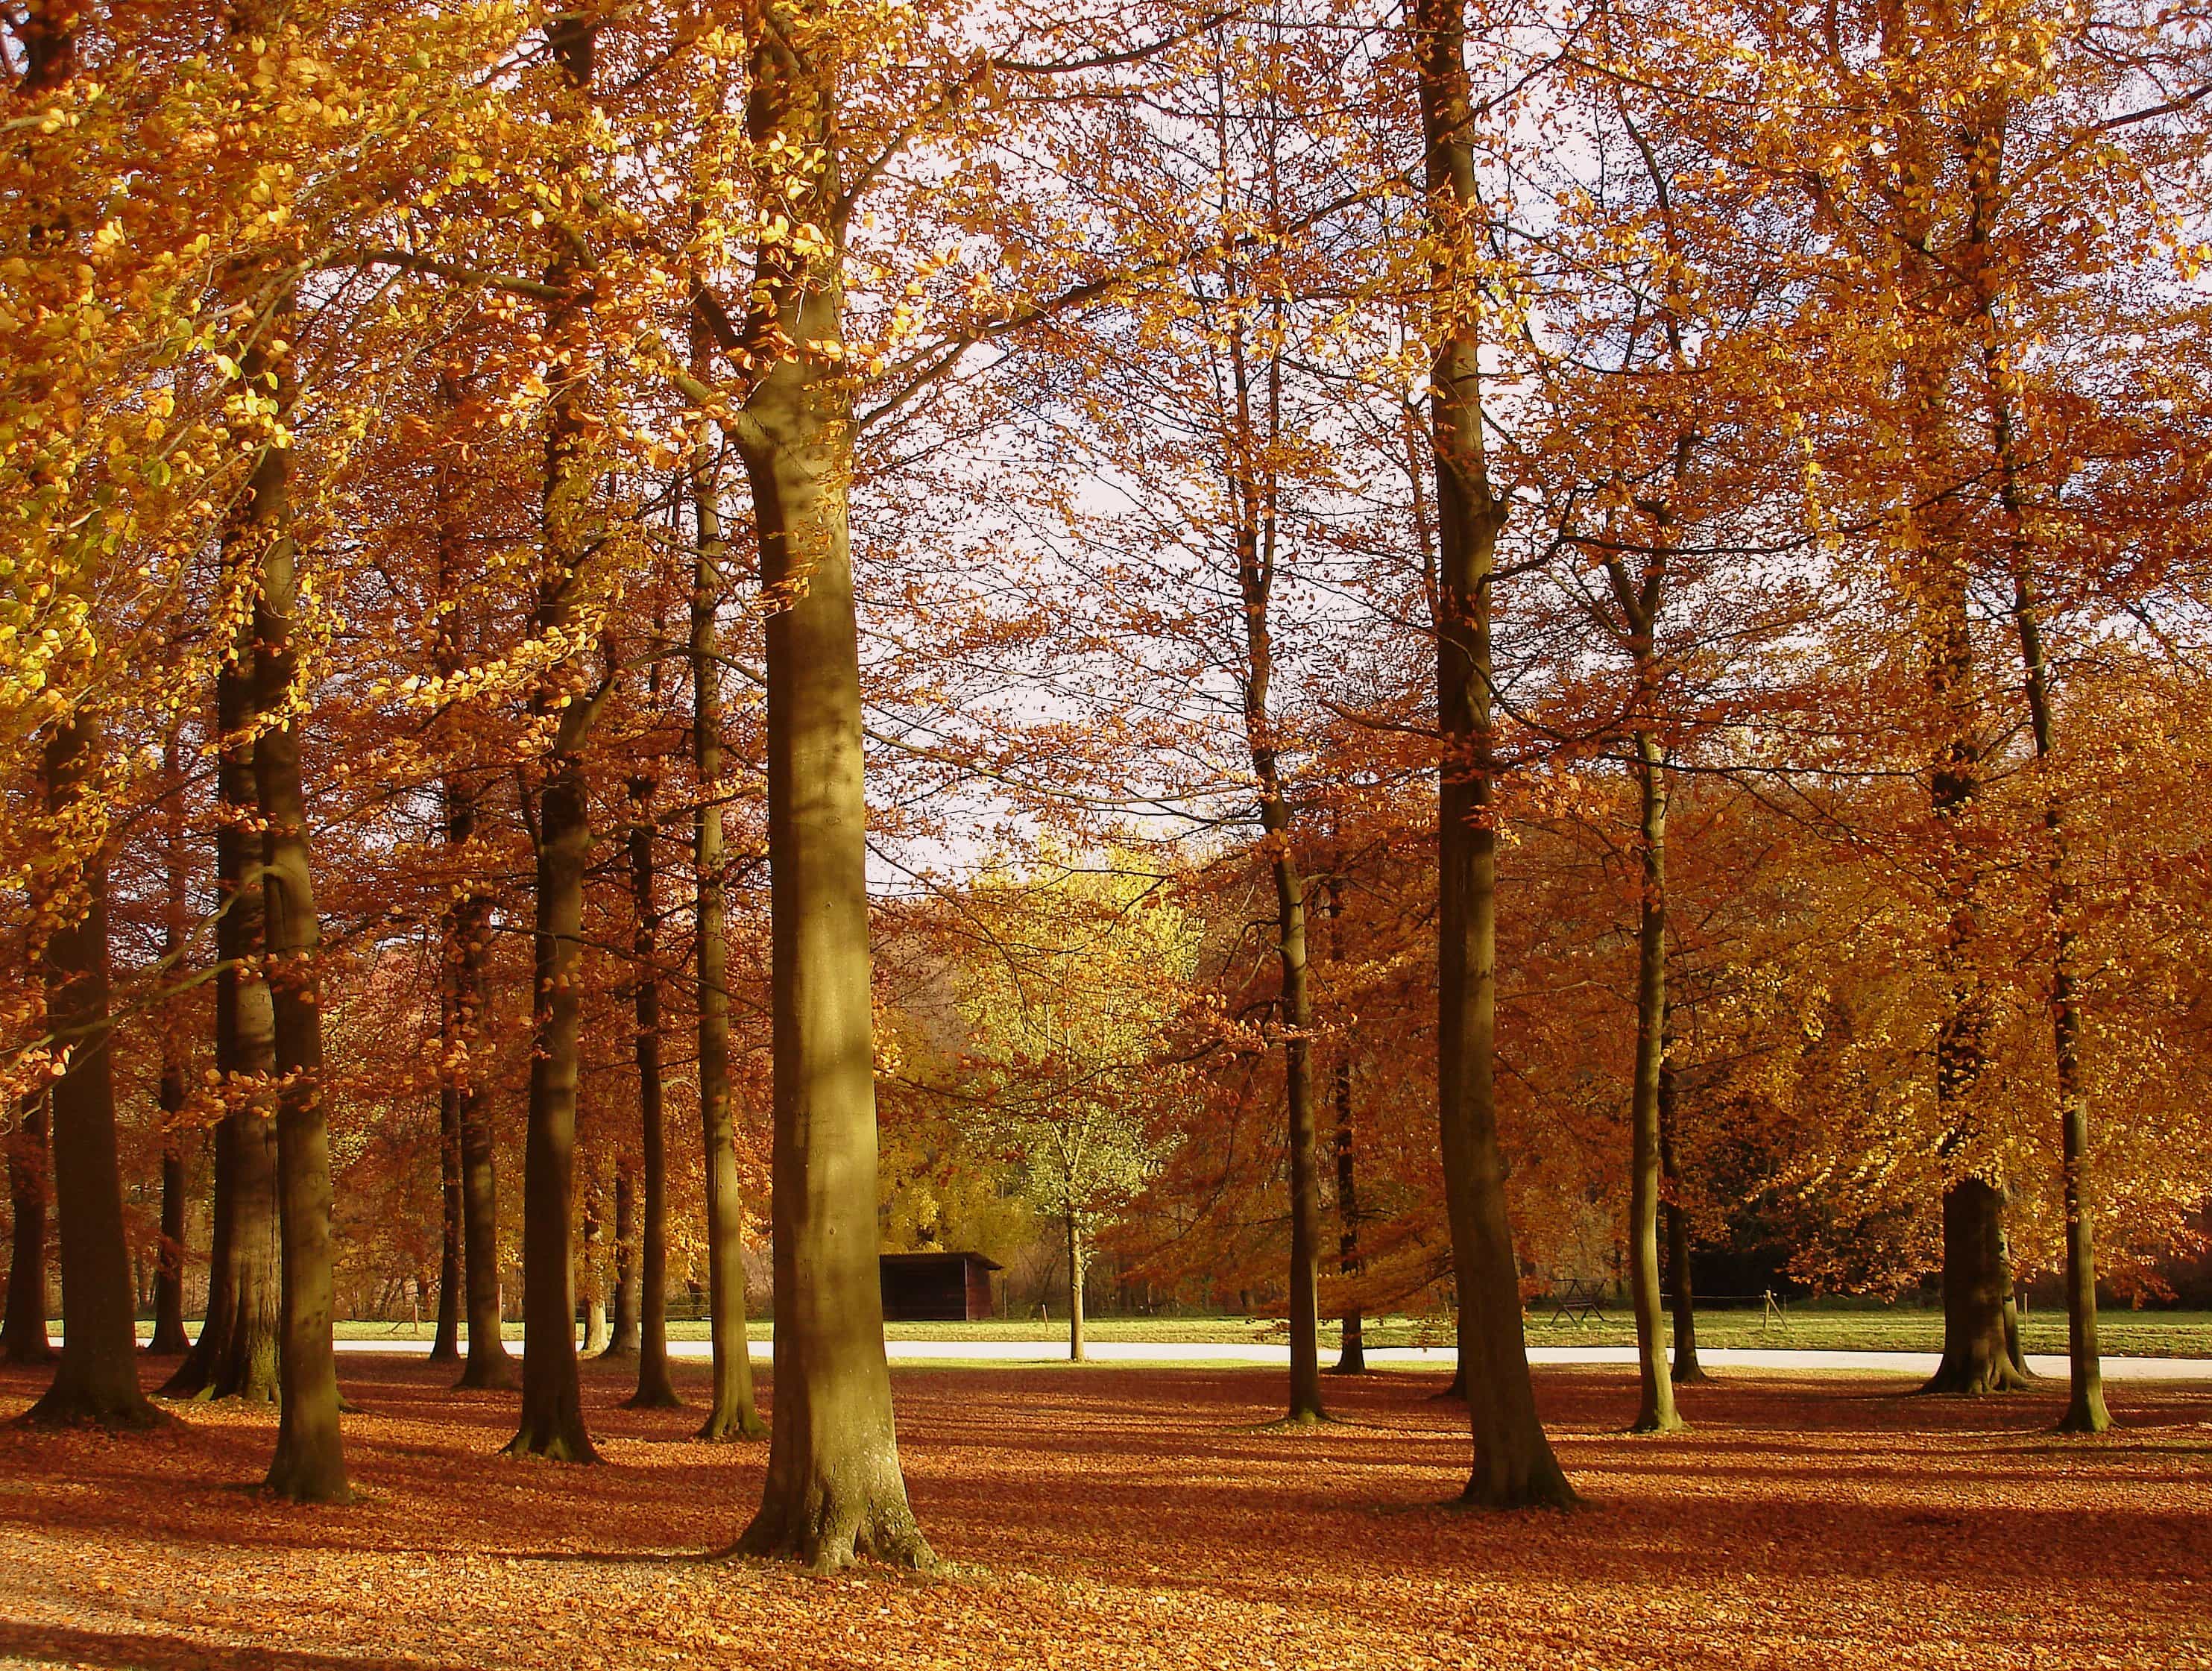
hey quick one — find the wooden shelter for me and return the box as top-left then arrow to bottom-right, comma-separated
878,1252 -> 1002,1323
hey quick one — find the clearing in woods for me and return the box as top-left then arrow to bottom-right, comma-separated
0,1356 -> 2206,1670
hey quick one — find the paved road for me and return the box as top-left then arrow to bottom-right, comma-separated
309,1336 -> 2212,1379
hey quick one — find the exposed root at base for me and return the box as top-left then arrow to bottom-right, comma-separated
738,1493 -> 938,1576
502,1425 -> 602,1464
18,1393 -> 169,1432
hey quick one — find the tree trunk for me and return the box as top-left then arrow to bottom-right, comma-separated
452,881 -> 513,1390
1263,815 -> 1323,1421
504,10 -> 601,1464
1416,0 -> 1574,1508
2,1085 -> 51,1365
1926,1176 -> 2026,1393
240,278 -> 350,1502
429,1076 -> 462,1363
158,1101 -> 230,1394
165,471 -> 282,1406
1221,289 -> 1324,1425
684,392 -> 752,1432
2000,1224 -> 2027,1378
724,39 -> 925,1558
1627,736 -> 1682,1433
1915,549 -> 2020,1394
1067,1215 -> 1085,1364
603,1162 -> 640,1359
151,1077 -> 191,1357
24,709 -> 160,1429
510,735 -> 597,1458
580,1198 -> 608,1355
609,771 -> 663,1378
1657,1049 -> 1706,1384
1982,321 -> 2109,1433
429,371 -> 511,1392
1329,876 -> 1364,1376
149,734 -> 192,1358
444,772 -> 511,1390
2000,536 -> 2107,1430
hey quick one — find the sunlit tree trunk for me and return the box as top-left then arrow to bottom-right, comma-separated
1416,0 -> 1575,1508
728,12 -> 926,1567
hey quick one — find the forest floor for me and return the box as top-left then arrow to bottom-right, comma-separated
312,1306 -> 2212,1356
1,1355 -> 2207,1670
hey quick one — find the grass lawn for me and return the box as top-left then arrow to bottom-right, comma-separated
309,1306 -> 2212,1357
1,1353 -> 2206,1669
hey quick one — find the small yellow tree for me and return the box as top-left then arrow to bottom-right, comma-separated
957,860 -> 1197,1362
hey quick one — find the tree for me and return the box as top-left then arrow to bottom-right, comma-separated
684,397 -> 758,1436
505,10 -> 608,1467
957,862 -> 1192,1362
1414,0 -> 1575,1508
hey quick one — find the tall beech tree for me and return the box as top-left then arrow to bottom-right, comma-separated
245,309 -> 350,1505
149,728 -> 192,1357
1414,0 -> 1575,1506
684,386 -> 757,1435
25,709 -> 159,1429
1326,878 -> 1365,1376
506,10 -> 608,1466
712,0 -> 929,1566
13,0 -> 156,1432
